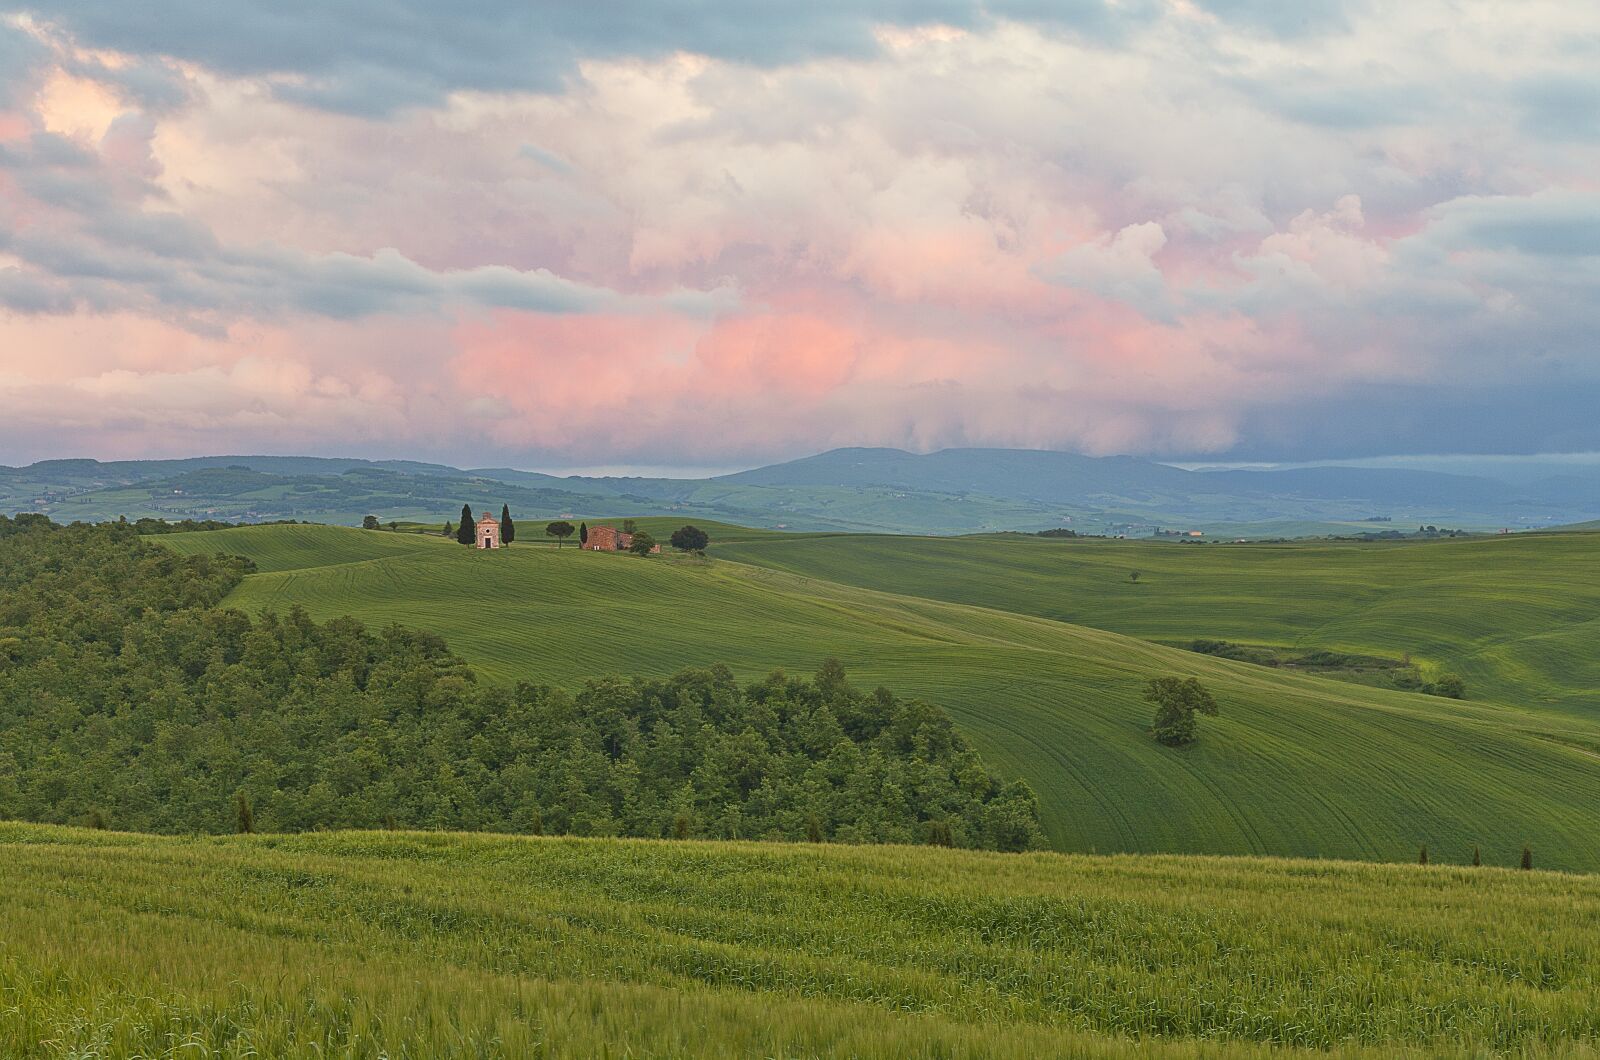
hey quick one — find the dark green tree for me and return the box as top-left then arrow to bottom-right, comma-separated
456,505 -> 475,545
579,522 -> 589,546
1472,845 -> 1481,866
501,504 -> 516,545
443,520 -> 453,537
0,519 -> 1040,850
622,518 -> 637,534
1145,676 -> 1220,746
546,520 -> 575,548
1418,845 -> 1428,865
1430,673 -> 1466,699
1521,845 -> 1534,870
361,514 -> 380,530
670,525 -> 710,554
628,531 -> 657,556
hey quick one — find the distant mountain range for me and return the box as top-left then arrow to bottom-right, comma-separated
3,447 -> 1596,537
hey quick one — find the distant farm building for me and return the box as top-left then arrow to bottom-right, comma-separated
476,511 -> 501,549
583,525 -> 661,554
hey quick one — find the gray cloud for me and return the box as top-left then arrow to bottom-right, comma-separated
1231,381 -> 1600,461
1515,75 -> 1600,140
1190,0 -> 1362,37
0,19 -> 46,105
4,1 -> 1159,114
63,53 -> 194,113
0,127 -> 735,322
1419,193 -> 1600,259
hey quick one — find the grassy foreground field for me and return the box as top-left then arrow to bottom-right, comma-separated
717,530 -> 1600,714
163,525 -> 1600,870
6,822 -> 1600,1058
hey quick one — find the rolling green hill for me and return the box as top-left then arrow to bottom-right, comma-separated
6,823 -> 1600,1057
715,531 -> 1600,714
163,524 -> 1600,870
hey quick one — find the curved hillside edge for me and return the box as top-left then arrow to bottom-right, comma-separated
715,530 -> 1600,714
164,523 -> 1600,871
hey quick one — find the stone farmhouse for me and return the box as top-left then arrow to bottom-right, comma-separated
583,525 -> 661,554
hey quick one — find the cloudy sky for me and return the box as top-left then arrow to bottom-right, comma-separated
1,1 -> 1598,468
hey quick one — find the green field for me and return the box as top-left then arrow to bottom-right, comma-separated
6,822 -> 1600,1058
718,531 -> 1600,713
162,524 -> 1600,870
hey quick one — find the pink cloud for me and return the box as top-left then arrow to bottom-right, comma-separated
3,8 -> 1600,466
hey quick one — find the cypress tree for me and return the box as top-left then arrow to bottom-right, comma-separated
500,504 -> 515,545
1472,845 -> 1481,866
1418,845 -> 1428,865
234,790 -> 254,834
1521,845 -> 1534,870
579,521 -> 588,546
442,520 -> 453,537
456,504 -> 474,545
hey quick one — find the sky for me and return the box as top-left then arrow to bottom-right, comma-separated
1,2 -> 1598,469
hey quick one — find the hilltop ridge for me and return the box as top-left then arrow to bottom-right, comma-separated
7,447 -> 1597,535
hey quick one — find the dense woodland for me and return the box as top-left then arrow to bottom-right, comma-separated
0,516 -> 1040,848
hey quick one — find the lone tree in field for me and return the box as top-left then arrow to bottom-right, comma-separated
442,520 -> 453,537
545,520 -> 575,548
361,514 -> 380,530
1145,676 -> 1219,746
1129,570 -> 1141,583
670,524 -> 710,554
456,505 -> 475,545
500,504 -> 516,545
1521,845 -> 1534,870
628,530 -> 658,556
1472,845 -> 1482,866
1418,845 -> 1428,865
579,521 -> 589,546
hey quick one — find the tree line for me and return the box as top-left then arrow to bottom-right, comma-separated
0,515 -> 1039,849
